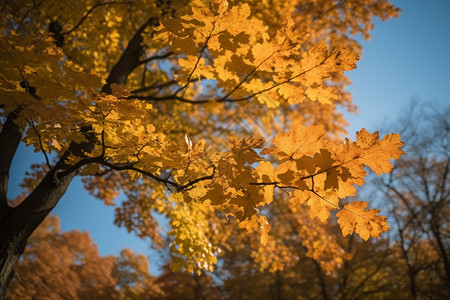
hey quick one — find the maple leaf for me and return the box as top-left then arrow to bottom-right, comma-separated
228,185 -> 267,222
307,193 -> 337,222
261,123 -> 325,160
336,201 -> 389,241
274,160 -> 299,185
356,129 -> 405,175
313,149 -> 335,170
229,136 -> 265,165
305,85 -> 338,104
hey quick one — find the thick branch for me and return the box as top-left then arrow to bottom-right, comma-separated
0,151 -> 76,296
103,17 -> 158,92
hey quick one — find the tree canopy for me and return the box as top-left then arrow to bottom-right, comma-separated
8,103 -> 449,300
0,0 -> 402,295
6,215 -> 165,299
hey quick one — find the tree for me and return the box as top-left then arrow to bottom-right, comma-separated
375,102 -> 450,299
155,264 -> 222,300
5,215 -> 119,299
214,193 -> 401,300
0,0 -> 402,295
112,248 -> 164,299
6,214 -> 166,299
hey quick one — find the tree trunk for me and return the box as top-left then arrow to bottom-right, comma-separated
0,151 -> 76,297
313,260 -> 331,300
0,110 -> 24,296
272,271 -> 283,300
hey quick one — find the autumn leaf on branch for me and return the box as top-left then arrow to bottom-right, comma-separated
356,128 -> 406,175
336,201 -> 389,240
153,0 -> 359,105
0,0 -> 403,279
258,123 -> 404,240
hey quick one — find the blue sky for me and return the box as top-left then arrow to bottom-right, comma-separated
8,0 -> 450,274
345,0 -> 450,138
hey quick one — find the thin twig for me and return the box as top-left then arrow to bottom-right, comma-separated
130,51 -> 335,105
131,79 -> 179,94
27,119 -> 53,171
219,50 -> 278,101
62,1 -> 133,35
176,165 -> 216,192
174,25 -> 215,96
132,94 -> 209,104
139,52 -> 173,65
217,52 -> 335,102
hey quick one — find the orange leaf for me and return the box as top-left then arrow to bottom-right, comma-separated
261,123 -> 325,159
356,129 -> 405,175
336,201 -> 389,240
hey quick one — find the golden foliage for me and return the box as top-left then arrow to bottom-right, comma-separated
1,0 -> 402,274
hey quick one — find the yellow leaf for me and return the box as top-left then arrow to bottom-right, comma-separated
261,123 -> 325,160
356,129 -> 405,175
260,216 -> 271,246
255,160 -> 273,179
307,191 -> 339,223
336,201 -> 389,240
256,92 -> 279,108
305,85 -> 337,104
238,214 -> 271,245
256,161 -> 276,204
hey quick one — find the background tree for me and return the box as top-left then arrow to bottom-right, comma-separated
6,215 -> 119,299
375,101 -> 450,299
0,0 -> 402,295
211,101 -> 449,300
6,214 -> 220,299
214,198 -> 400,300
113,248 -> 164,299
